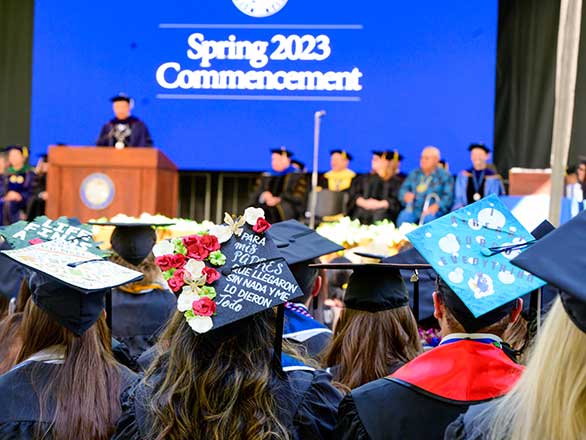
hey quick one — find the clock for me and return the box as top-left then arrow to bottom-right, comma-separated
232,0 -> 288,18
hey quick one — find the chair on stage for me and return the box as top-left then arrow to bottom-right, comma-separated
313,190 -> 348,223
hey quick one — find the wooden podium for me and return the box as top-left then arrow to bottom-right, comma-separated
46,146 -> 178,221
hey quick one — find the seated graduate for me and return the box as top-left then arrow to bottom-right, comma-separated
336,197 -> 542,439
267,219 -> 344,360
322,149 -> 356,192
347,150 -> 403,225
93,221 -> 177,363
0,145 -> 34,225
96,94 -> 153,148
26,154 -> 49,220
445,210 -> 586,440
250,146 -> 308,224
114,207 -> 342,439
317,263 -> 423,392
452,143 -> 505,210
396,146 -> 454,226
0,243 -> 140,440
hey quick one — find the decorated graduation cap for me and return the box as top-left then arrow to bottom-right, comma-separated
89,221 -> 174,265
468,143 -> 491,153
0,240 -> 25,300
4,144 -> 29,159
407,195 -> 546,318
153,207 -> 302,334
511,210 -> 586,332
266,219 -> 343,265
1,239 -> 143,335
0,216 -> 101,255
110,93 -> 131,103
311,262 -> 429,312
270,146 -> 294,157
330,149 -> 353,161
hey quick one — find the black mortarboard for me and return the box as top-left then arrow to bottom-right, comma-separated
1,240 -> 143,335
511,211 -> 586,332
468,143 -> 491,153
266,219 -> 344,265
270,146 -> 294,157
372,150 -> 403,161
312,263 -> 429,312
0,240 -> 25,300
153,209 -> 302,334
291,159 -> 306,170
330,149 -> 354,161
110,93 -> 131,103
89,221 -> 173,266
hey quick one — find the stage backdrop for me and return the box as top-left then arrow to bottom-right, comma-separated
31,0 -> 497,173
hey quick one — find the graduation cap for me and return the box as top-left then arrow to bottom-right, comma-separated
153,207 -> 302,335
291,159 -> 306,170
266,219 -> 344,265
511,210 -> 586,332
407,195 -> 546,319
0,240 -> 25,301
330,149 -> 354,161
88,221 -> 174,265
1,240 -> 143,335
5,144 -> 29,159
468,143 -> 491,153
372,150 -> 404,161
310,262 -> 429,312
270,146 -> 294,158
110,93 -> 131,103
0,216 -> 102,255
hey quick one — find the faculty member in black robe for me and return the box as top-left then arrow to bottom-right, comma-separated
250,147 -> 308,223
96,94 -> 153,148
347,151 -> 402,224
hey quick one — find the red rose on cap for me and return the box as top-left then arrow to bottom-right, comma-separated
168,269 -> 186,292
200,234 -> 221,252
155,255 -> 174,272
182,234 -> 201,248
170,253 -> 186,269
202,267 -> 220,284
192,297 -> 216,317
253,218 -> 271,234
186,243 -> 210,261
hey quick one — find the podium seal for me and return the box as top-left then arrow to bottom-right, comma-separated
80,173 -> 115,210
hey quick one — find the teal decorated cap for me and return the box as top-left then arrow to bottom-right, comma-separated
406,195 -> 546,318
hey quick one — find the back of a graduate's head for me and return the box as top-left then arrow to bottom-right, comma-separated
289,258 -> 321,305
434,276 -> 522,337
147,308 -> 291,440
16,297 -> 122,440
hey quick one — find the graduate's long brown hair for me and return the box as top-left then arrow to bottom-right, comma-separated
323,306 -> 422,392
0,280 -> 32,374
16,299 -> 122,440
146,309 -> 292,440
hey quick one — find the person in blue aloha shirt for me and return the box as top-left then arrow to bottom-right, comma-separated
396,146 -> 454,225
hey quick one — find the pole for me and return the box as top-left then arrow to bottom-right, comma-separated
549,0 -> 582,226
309,110 -> 326,229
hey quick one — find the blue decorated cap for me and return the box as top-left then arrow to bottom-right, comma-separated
406,195 -> 546,318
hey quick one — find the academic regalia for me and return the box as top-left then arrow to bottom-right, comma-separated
336,335 -> 522,440
111,284 -> 176,362
322,169 -> 356,192
0,158 -> 35,225
267,219 -> 344,358
26,171 -> 47,220
0,348 -> 138,440
453,168 -> 505,210
347,173 -> 402,224
96,116 -> 153,147
283,302 -> 332,358
251,166 -> 308,224
113,358 -> 342,440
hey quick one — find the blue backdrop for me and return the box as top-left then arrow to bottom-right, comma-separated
31,1 -> 497,173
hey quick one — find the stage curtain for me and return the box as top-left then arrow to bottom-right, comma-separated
0,0 -> 34,148
494,0 -> 560,174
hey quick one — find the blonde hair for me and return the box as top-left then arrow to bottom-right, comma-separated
489,298 -> 586,440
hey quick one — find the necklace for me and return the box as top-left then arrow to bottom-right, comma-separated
416,174 -> 432,193
471,170 -> 486,201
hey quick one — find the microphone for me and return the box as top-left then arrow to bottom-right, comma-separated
314,110 -> 326,118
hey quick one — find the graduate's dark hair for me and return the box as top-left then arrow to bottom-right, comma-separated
289,258 -> 320,304
145,308 -> 292,440
0,280 -> 32,374
323,305 -> 422,392
16,298 -> 122,440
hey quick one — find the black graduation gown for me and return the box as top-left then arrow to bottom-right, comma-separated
111,287 -> 176,362
26,172 -> 46,220
0,359 -> 137,439
251,170 -> 308,223
346,174 -> 402,225
443,401 -> 495,440
112,367 -> 342,439
96,116 -> 154,147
